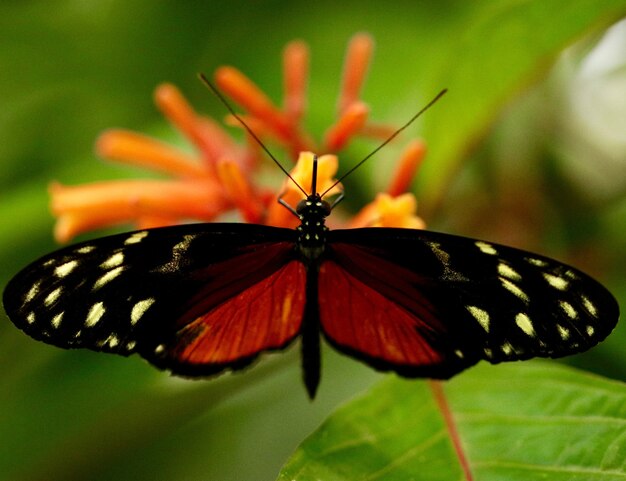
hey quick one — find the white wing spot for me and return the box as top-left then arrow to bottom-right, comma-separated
158,235 -> 196,272
76,245 -> 96,254
51,312 -> 64,329
85,302 -> 106,327
93,266 -> 125,290
54,260 -> 79,278
27,312 -> 36,324
155,344 -> 165,354
44,287 -> 63,307
586,325 -> 595,336
25,281 -> 41,303
131,298 -> 156,325
426,241 -> 467,281
560,300 -> 577,320
124,231 -> 149,245
557,324 -> 570,340
454,349 -> 464,359
173,235 -> 194,254
101,252 -> 124,269
565,270 -> 579,281
543,273 -> 568,291
500,278 -> 530,303
475,241 -> 497,255
483,347 -> 493,358
498,262 -> 521,281
467,305 -> 490,332
581,295 -> 598,318
501,342 -> 514,356
106,334 -> 119,348
515,313 -> 536,337
526,257 -> 548,267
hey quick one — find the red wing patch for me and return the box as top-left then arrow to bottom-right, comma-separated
318,243 -> 472,378
153,255 -> 306,374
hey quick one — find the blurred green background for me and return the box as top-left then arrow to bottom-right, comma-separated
1,1 -> 625,480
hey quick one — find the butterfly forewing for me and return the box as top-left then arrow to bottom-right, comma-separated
323,228 -> 619,377
3,223 -> 304,375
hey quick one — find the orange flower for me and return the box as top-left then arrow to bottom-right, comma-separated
50,33 -> 428,242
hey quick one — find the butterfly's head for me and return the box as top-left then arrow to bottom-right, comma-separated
296,194 -> 331,220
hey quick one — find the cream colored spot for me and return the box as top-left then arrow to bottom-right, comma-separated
93,266 -> 125,290
498,263 -> 521,281
131,298 -> 156,325
501,342 -> 514,356
557,324 -> 570,340
467,305 -> 490,332
101,252 -> 124,269
586,325 -> 595,336
475,241 -> 497,255
51,312 -> 64,329
427,241 -> 466,281
581,295 -> 598,318
55,260 -> 79,278
44,287 -> 63,307
560,300 -> 577,320
106,334 -> 119,348
25,281 -> 41,303
173,235 -> 194,254
543,273 -> 568,291
155,344 -> 165,354
484,348 -> 493,358
501,278 -> 530,303
76,245 -> 95,254
124,231 -> 148,245
454,349 -> 464,359
85,302 -> 106,327
526,257 -> 548,267
27,312 -> 36,324
126,340 -> 137,351
515,313 -> 535,337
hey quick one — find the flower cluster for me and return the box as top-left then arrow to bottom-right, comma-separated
50,33 -> 426,242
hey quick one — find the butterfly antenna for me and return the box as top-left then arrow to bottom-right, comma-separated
311,154 -> 318,195
321,88 -> 447,197
198,73 -> 308,197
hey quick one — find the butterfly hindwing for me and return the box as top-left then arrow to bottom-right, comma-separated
3,223 -> 305,376
322,228 -> 619,378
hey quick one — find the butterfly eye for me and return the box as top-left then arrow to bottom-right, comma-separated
296,199 -> 309,215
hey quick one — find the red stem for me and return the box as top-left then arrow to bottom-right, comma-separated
429,380 -> 474,481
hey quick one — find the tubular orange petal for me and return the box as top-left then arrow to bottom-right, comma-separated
50,180 -> 230,223
387,139 -> 426,196
215,67 -> 293,139
96,130 -> 211,179
216,159 -> 264,224
283,40 -> 309,122
337,33 -> 374,114
154,84 -> 208,154
323,101 -> 369,152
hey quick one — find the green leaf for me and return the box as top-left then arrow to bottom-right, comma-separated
278,362 -> 626,481
417,0 -> 626,215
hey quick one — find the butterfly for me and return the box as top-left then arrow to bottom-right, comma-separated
2,83 -> 620,399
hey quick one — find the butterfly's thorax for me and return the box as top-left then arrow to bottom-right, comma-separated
295,194 -> 330,263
